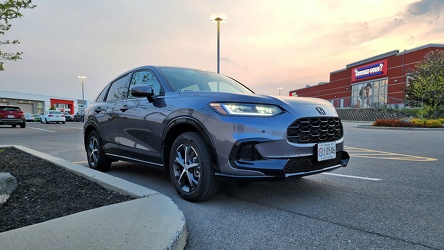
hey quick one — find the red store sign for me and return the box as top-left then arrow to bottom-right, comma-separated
351,59 -> 387,82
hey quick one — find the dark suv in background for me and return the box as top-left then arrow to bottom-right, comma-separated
84,66 -> 349,201
0,105 -> 26,128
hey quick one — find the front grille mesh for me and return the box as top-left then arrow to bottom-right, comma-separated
287,117 -> 343,143
284,153 -> 342,174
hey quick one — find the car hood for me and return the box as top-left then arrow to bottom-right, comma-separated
178,91 -> 338,117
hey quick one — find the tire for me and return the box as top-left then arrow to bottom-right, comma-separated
86,130 -> 111,171
20,123 -> 26,128
12,125 -> 16,128
169,132 -> 220,202
62,122 -> 65,124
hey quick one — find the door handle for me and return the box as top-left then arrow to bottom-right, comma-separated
120,105 -> 129,112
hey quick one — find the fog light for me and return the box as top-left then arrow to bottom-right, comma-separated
237,143 -> 263,161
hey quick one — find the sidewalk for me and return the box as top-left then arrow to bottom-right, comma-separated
0,145 -> 187,250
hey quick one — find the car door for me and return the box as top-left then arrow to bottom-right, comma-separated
94,73 -> 131,155
117,69 -> 163,166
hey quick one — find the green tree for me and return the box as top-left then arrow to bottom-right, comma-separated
0,0 -> 36,71
406,50 -> 444,118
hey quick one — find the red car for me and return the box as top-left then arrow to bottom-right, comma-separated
0,105 -> 26,128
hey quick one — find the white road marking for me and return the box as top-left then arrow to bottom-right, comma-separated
27,127 -> 55,133
321,172 -> 381,181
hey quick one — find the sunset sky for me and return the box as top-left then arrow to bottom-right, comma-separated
1,0 -> 444,100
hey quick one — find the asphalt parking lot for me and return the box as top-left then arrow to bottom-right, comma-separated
1,121 -> 443,249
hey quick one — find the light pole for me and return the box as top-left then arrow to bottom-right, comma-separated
78,76 -> 87,107
211,16 -> 226,74
277,87 -> 283,96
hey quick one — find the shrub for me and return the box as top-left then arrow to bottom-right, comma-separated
373,118 -> 444,128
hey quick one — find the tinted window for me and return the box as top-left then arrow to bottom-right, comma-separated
130,70 -> 162,96
96,84 -> 110,102
0,106 -> 21,111
106,74 -> 131,101
159,67 -> 253,94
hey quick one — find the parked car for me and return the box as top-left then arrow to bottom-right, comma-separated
63,112 -> 73,121
41,110 -> 66,124
73,110 -> 85,122
83,66 -> 349,201
32,114 -> 41,122
0,105 -> 26,128
24,113 -> 34,122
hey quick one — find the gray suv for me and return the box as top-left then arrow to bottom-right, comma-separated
84,66 -> 349,201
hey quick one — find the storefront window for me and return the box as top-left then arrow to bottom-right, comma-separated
351,79 -> 387,108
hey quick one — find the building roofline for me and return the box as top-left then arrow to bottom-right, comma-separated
396,43 -> 444,55
346,50 -> 399,68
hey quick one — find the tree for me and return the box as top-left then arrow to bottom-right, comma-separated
406,50 -> 444,118
0,0 -> 36,71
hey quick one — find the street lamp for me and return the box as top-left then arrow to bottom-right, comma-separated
78,75 -> 87,103
277,87 -> 283,96
211,16 -> 226,74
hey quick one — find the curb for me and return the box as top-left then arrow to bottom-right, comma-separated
0,145 -> 187,250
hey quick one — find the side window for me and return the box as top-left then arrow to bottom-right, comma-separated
96,84 -> 110,102
130,70 -> 162,96
106,74 -> 131,101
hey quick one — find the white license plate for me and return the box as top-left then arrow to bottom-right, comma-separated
7,115 -> 14,118
317,142 -> 336,161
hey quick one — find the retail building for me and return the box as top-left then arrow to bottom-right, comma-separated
290,43 -> 444,109
0,90 -> 89,115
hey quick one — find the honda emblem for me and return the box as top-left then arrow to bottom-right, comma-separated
316,107 -> 326,115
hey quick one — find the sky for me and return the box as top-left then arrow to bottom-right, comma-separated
1,0 -> 444,100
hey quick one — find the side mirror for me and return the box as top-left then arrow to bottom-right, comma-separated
130,85 -> 156,102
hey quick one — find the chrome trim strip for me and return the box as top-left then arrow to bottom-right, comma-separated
105,153 -> 164,167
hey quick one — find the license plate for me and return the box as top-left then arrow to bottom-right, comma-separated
8,115 -> 14,118
317,142 -> 336,161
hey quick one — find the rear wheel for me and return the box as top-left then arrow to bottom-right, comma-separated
169,132 -> 220,202
20,123 -> 26,128
86,131 -> 111,171
11,125 -> 16,128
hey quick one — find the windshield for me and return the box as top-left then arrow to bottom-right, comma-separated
159,67 -> 254,94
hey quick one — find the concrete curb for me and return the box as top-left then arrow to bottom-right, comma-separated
0,145 -> 187,250
355,125 -> 444,131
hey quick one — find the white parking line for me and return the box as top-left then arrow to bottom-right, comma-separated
27,127 -> 55,133
321,172 -> 381,181
65,126 -> 83,130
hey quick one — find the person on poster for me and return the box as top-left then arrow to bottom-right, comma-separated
363,83 -> 372,108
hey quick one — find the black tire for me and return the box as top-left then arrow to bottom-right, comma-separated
169,132 -> 220,202
86,130 -> 111,171
11,125 -> 16,128
62,122 -> 65,124
20,123 -> 26,128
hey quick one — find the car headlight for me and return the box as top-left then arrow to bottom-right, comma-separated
209,103 -> 282,116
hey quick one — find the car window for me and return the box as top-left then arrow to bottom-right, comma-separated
106,73 -> 131,101
0,106 -> 21,111
129,70 -> 162,96
96,84 -> 110,102
159,67 -> 253,94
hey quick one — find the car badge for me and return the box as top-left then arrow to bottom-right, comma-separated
316,107 -> 326,115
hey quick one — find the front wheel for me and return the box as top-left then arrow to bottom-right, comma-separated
169,132 -> 220,202
20,123 -> 26,128
86,131 -> 111,171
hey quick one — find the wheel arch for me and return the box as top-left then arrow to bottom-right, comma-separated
162,117 -> 219,173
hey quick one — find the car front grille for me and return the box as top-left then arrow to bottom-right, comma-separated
284,152 -> 342,174
287,117 -> 343,143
